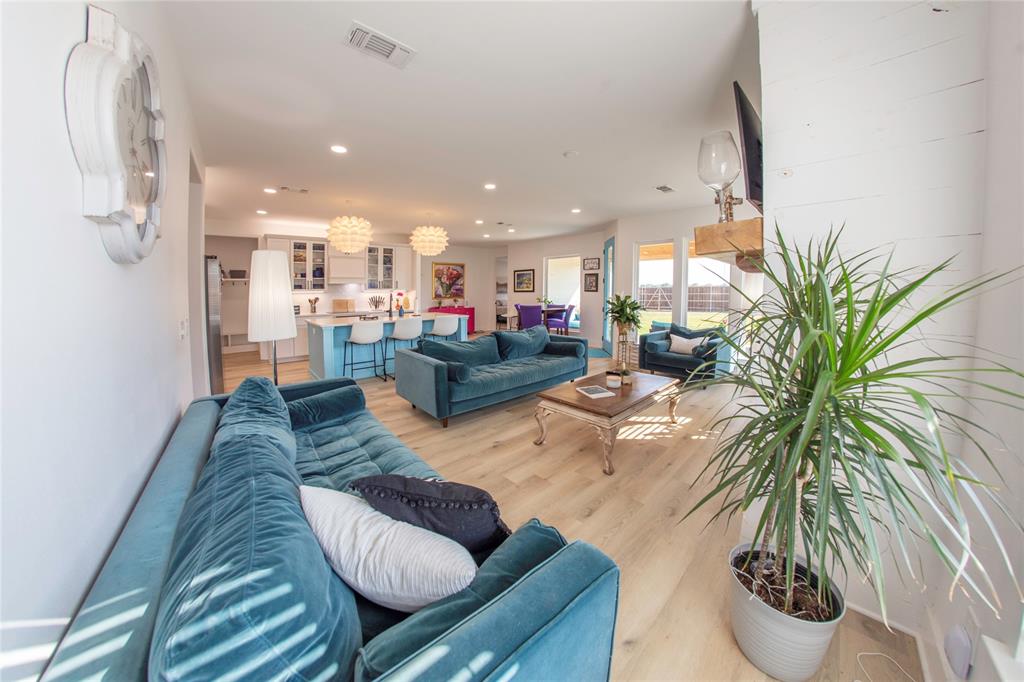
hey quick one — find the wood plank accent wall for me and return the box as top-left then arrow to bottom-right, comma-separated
755,0 -> 991,641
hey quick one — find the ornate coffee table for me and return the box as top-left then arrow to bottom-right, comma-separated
533,373 -> 680,475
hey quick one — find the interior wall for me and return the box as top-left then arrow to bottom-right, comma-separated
507,230 -> 608,345
187,158 -> 208,397
945,1 -> 1023,673
756,1 -> 1020,669
0,2 -> 204,677
613,206 -> 757,325
418,245 -> 506,332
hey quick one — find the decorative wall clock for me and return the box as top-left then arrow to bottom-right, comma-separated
64,6 -> 166,264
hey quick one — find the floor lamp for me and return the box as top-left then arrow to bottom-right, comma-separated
248,250 -> 296,385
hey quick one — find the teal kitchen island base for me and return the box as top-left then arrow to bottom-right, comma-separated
307,313 -> 468,380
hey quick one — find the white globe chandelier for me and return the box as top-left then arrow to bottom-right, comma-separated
327,215 -> 373,254
409,224 -> 449,256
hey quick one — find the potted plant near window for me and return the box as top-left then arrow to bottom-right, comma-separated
606,294 -> 644,383
684,228 -> 1022,681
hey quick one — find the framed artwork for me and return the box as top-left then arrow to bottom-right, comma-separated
513,269 -> 535,292
584,272 -> 599,292
583,257 -> 600,271
432,262 -> 466,299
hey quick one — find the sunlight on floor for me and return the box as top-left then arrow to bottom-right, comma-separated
618,414 -> 692,440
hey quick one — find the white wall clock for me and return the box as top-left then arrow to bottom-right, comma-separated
65,5 -> 166,264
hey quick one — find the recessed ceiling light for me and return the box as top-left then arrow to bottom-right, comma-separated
256,210 -> 268,215
330,145 -> 348,154
483,183 -> 497,190
483,234 -> 490,238
507,228 -> 515,233
571,208 -> 581,213
144,171 -> 155,178
475,219 -> 484,225
263,187 -> 277,194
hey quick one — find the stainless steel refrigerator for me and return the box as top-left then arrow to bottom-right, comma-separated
205,256 -> 224,394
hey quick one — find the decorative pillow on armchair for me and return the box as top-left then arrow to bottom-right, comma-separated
669,334 -> 703,355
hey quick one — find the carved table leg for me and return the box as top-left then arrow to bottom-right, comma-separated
669,394 -> 679,424
533,407 -> 552,445
594,425 -> 619,475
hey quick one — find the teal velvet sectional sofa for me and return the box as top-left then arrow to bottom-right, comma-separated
44,376 -> 618,682
394,327 -> 588,426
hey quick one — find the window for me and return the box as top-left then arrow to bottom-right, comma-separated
636,242 -> 674,332
544,255 -> 581,328
687,256 -> 730,329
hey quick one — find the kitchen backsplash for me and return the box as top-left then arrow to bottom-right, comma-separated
292,284 -> 417,315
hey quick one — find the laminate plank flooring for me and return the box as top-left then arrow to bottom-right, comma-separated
221,350 -> 924,681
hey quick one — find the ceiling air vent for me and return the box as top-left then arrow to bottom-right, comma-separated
655,185 -> 676,193
346,21 -> 415,69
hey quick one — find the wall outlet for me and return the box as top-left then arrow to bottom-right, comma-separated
179,319 -> 188,340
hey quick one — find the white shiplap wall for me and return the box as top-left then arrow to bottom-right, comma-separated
756,0 -> 1000,654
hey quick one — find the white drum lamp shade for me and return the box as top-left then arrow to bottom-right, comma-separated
248,250 -> 297,342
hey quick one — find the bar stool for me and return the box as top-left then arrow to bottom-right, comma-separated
344,320 -> 386,382
426,315 -> 460,341
385,317 -> 423,379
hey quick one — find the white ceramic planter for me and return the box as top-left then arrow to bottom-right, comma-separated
728,543 -> 845,682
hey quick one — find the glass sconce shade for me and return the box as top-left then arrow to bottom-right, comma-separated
697,131 -> 742,191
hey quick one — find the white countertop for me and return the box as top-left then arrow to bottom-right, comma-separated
305,312 -> 467,329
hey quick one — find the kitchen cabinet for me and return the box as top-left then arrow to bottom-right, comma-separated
366,245 -> 394,290
291,240 -> 326,291
328,245 -> 366,284
294,320 -> 309,356
264,236 -> 327,292
366,244 -> 413,290
258,318 -> 312,361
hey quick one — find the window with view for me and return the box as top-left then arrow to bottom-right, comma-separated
687,256 -> 730,329
636,242 -> 674,333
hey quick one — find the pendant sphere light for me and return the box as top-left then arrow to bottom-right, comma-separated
409,224 -> 449,256
327,215 -> 373,254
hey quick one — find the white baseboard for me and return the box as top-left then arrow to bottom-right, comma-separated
222,343 -> 257,354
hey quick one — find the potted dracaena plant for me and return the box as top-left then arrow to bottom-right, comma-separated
683,227 -> 1022,682
605,294 -> 644,384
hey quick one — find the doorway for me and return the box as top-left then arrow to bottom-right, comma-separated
186,153 -> 210,396
602,236 -> 615,355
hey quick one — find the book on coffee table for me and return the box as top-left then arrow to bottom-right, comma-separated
576,385 -> 615,399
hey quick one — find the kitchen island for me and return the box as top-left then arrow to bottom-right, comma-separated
306,312 -> 468,380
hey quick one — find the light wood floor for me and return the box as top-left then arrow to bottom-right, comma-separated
222,351 -> 923,681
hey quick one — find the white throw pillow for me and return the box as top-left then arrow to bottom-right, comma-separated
669,334 -> 703,355
300,485 -> 477,612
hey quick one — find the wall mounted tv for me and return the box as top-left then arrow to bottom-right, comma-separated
733,80 -> 763,214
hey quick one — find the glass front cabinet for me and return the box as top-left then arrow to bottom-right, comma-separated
366,245 -> 396,290
265,237 -> 328,293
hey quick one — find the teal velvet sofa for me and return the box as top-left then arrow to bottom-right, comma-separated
394,327 -> 588,427
43,376 -> 619,682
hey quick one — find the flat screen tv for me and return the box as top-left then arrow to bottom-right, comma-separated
733,81 -> 763,214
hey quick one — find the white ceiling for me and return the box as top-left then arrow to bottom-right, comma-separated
163,2 -> 760,245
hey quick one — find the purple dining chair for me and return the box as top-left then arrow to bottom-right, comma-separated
515,304 -> 543,329
546,304 -> 575,335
